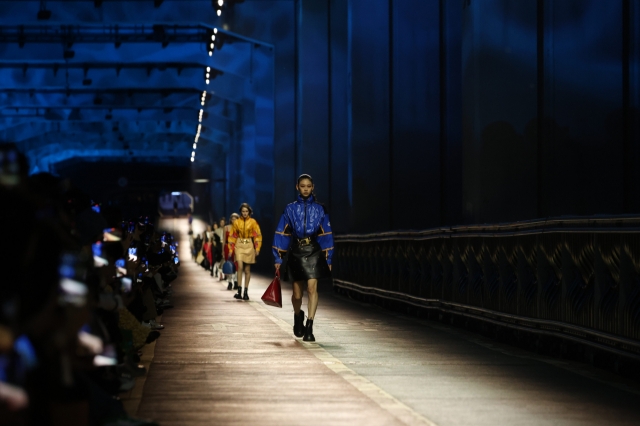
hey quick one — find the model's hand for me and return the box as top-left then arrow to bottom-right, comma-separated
329,264 -> 332,271
256,251 -> 260,256
275,263 -> 280,270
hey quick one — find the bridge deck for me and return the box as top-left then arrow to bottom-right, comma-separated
134,221 -> 640,426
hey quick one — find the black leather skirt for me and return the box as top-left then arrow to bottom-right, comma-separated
286,241 -> 331,282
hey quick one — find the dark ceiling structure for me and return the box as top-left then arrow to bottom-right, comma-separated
0,0 -> 267,174
2,0 -> 638,237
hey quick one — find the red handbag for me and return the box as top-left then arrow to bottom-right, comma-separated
261,269 -> 283,308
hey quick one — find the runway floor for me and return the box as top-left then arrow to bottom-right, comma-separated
136,219 -> 640,425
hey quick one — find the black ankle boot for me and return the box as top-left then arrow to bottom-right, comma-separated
242,288 -> 249,300
234,287 -> 242,299
233,281 -> 238,290
303,319 -> 315,342
293,310 -> 305,338
227,282 -> 233,290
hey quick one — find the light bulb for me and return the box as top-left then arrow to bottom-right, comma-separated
209,51 -> 212,56
218,0 -> 223,6
206,73 -> 210,78
192,151 -> 195,157
206,67 -> 211,72
214,28 -> 218,34
201,101 -> 205,106
206,79 -> 210,84
193,143 -> 197,149
211,35 -> 215,41
217,10 -> 221,16
190,157 -> 194,162
210,43 -> 214,49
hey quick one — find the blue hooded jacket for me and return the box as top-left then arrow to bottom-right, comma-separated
272,194 -> 334,265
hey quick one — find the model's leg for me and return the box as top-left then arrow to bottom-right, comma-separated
234,260 -> 244,298
242,264 -> 251,300
243,264 -> 251,288
307,279 -> 318,319
292,281 -> 304,314
303,279 -> 318,341
292,280 -> 305,337
236,260 -> 244,286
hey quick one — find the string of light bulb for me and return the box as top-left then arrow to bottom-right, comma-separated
192,25 -> 219,162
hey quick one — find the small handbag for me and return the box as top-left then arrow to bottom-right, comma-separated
222,260 -> 235,274
261,269 -> 283,308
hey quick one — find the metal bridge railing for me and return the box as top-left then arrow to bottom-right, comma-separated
333,215 -> 640,360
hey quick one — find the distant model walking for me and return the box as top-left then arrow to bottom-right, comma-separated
223,212 -> 239,290
272,174 -> 333,342
228,204 -> 262,300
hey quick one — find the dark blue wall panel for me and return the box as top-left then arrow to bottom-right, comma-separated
390,0 -> 441,230
348,0 -> 391,232
461,0 -> 538,224
540,0 -> 624,218
329,0 -> 351,234
297,0 -> 330,202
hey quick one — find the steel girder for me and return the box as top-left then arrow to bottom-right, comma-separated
0,103 -> 237,124
0,4 -> 266,168
0,120 -> 228,146
0,29 -> 257,79
27,147 -> 214,174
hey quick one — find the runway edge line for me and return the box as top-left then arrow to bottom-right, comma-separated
249,301 -> 440,426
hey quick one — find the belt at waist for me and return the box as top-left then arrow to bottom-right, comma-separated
294,236 -> 316,246
237,238 -> 252,244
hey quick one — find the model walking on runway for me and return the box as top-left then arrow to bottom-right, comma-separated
228,204 -> 262,300
223,213 -> 239,289
272,174 -> 334,341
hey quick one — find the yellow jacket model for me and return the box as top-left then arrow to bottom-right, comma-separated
228,216 -> 262,253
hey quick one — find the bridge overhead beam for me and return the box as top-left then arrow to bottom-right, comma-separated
0,26 -> 257,80
0,101 -> 237,125
0,70 -> 243,101
0,120 -> 228,146
0,2 -> 270,175
27,145 -> 217,173
0,88 -> 241,112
